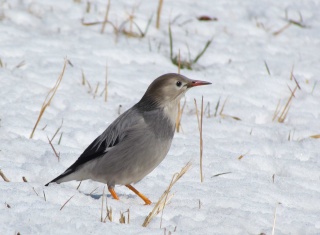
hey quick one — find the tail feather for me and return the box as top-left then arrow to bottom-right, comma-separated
45,168 -> 74,186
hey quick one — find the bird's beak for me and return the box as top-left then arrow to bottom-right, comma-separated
187,80 -> 212,88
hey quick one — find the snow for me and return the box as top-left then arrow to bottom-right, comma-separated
1,0 -> 320,234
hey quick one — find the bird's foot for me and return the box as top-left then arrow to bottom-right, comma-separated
126,184 -> 152,205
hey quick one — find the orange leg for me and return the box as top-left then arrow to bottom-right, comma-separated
108,187 -> 119,200
125,184 -> 152,205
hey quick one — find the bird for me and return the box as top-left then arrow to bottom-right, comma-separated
45,73 -> 211,204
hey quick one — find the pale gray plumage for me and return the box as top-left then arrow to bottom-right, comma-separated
46,73 -> 211,204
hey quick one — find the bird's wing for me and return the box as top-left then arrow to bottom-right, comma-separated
66,107 -> 143,171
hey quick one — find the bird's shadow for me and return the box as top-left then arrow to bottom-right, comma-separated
86,192 -> 136,200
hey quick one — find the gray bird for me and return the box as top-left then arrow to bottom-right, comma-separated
46,73 -> 211,204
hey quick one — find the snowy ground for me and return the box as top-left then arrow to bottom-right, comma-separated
1,0 -> 320,234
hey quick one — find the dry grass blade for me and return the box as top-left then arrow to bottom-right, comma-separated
127,209 -> 130,224
119,211 -> 126,224
85,1 -> 91,13
86,79 -> 92,94
264,60 -> 271,76
272,99 -> 281,121
273,22 -> 291,36
100,0 -> 111,34
101,186 -> 105,222
211,172 -> 232,178
51,119 -> 63,142
119,14 -> 153,38
29,59 -> 67,139
93,82 -> 100,99
102,190 -> 113,223
76,181 -> 82,190
204,101 -> 211,118
272,202 -> 281,235
219,97 -> 241,121
43,190 -> 47,201
278,85 -> 298,123
290,64 -> 294,80
81,18 -> 118,32
142,162 -> 192,227
219,97 -> 228,117
47,136 -> 60,162
32,187 -> 39,196
156,0 -> 163,29
169,24 -> 173,61
214,97 -> 220,117
238,151 -> 250,160
311,81 -> 317,94
89,187 -> 99,196
119,209 -> 130,224
60,194 -> 75,211
199,96 -> 204,182
103,205 -> 113,223
168,23 -> 212,70
192,39 -> 212,64
272,174 -> 275,183
81,69 -> 86,85
175,50 -> 184,133
292,74 -> 301,90
0,169 -> 10,182
310,134 -> 320,139
178,49 -> 181,74
104,63 -> 108,102
15,60 -> 26,69
194,98 -> 200,132
289,19 -> 306,28
175,99 -> 186,133
58,132 -> 63,145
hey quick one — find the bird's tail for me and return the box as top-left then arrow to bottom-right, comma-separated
45,168 -> 75,186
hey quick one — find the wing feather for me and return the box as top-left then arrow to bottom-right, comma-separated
66,107 -> 142,171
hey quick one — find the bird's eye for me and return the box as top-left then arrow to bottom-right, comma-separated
176,81 -> 182,87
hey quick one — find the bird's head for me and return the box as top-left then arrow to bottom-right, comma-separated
139,73 -> 211,109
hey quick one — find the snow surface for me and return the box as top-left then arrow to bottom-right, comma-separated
1,0 -> 320,234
